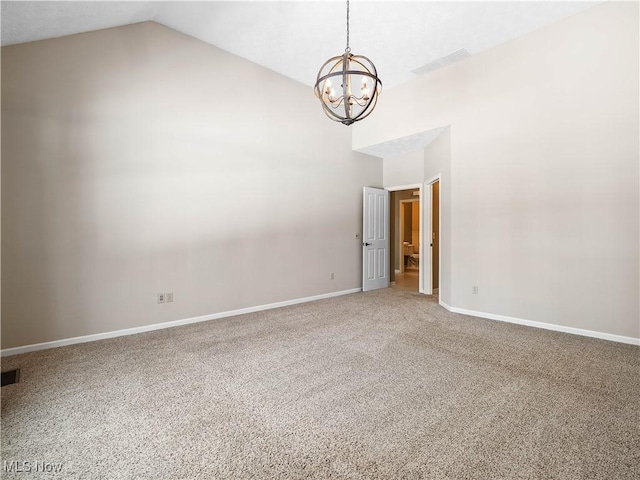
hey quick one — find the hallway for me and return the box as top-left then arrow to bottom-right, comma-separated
392,271 -> 419,292
391,270 -> 439,300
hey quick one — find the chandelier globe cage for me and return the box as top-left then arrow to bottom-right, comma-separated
314,1 -> 382,126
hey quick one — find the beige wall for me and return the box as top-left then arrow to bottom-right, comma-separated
1,22 -> 382,349
354,2 -> 640,339
382,150 -> 423,188
424,128 -> 451,305
402,203 -> 412,243
411,201 -> 419,248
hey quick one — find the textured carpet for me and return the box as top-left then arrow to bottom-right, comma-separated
1,289 -> 639,479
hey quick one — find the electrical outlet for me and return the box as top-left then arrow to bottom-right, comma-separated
330,272 -> 335,280
158,293 -> 165,303
472,286 -> 478,294
166,292 -> 174,303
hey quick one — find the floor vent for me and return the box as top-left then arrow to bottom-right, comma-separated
1,369 -> 20,387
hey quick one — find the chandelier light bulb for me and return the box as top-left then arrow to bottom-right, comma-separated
361,78 -> 370,100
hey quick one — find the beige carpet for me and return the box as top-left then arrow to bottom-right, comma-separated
2,289 -> 639,479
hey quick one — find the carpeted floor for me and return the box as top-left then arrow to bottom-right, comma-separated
1,289 -> 639,479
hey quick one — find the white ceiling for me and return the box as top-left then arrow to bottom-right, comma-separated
2,1 -> 599,89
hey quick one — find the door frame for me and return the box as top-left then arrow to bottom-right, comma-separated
385,183 -> 425,293
423,174 -> 441,295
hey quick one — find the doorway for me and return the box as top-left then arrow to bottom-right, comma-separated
388,186 -> 421,293
432,180 -> 440,293
423,175 -> 441,295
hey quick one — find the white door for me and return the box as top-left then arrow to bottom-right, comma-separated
362,187 -> 390,291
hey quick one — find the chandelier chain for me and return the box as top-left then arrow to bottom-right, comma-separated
346,0 -> 350,53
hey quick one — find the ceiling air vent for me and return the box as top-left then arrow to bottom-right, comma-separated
411,48 -> 470,75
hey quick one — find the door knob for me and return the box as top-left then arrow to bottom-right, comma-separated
363,242 -> 372,246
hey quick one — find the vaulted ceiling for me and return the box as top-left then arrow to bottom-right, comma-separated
2,1 -> 598,89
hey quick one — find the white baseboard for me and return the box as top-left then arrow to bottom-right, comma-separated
438,300 -> 640,346
1,288 -> 362,357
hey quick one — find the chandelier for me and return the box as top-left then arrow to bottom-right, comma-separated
314,0 -> 382,126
